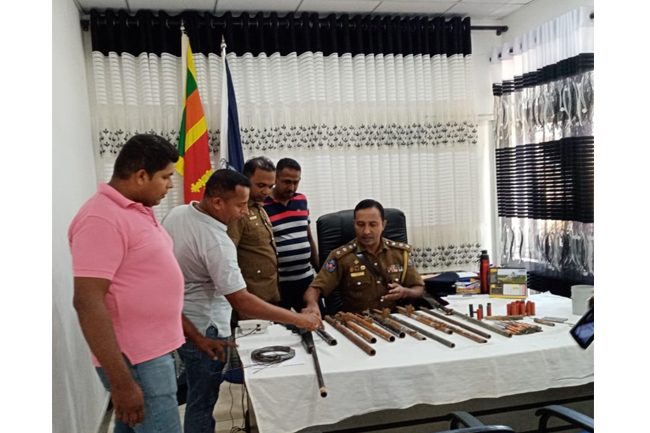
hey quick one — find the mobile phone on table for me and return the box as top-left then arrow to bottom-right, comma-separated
570,306 -> 594,349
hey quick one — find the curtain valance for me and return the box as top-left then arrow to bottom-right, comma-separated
90,10 -> 472,58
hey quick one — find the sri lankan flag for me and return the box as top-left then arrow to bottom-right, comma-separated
176,35 -> 212,203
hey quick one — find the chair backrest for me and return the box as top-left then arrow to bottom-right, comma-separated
315,208 -> 408,315
316,208 -> 408,267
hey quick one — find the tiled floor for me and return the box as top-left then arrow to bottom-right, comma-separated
104,381 -> 248,433
213,381 -> 248,433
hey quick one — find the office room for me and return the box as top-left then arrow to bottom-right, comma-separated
40,0 -> 633,431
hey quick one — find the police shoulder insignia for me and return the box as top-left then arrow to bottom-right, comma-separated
333,242 -> 355,257
387,239 -> 412,251
326,259 -> 337,272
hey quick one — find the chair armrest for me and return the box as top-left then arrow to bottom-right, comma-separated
439,426 -> 516,433
535,405 -> 594,433
448,411 -> 486,428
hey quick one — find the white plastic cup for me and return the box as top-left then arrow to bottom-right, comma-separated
571,285 -> 593,316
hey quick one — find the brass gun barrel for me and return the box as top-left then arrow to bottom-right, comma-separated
388,314 -> 455,348
350,314 -> 395,342
335,313 -> 377,344
419,307 -> 492,340
396,306 -> 453,334
414,312 -> 487,344
324,316 -> 376,356
367,313 -> 406,338
449,310 -> 513,338
533,318 -> 556,326
371,309 -> 426,340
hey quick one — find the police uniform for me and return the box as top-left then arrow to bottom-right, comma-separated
227,201 -> 279,303
311,237 -> 425,314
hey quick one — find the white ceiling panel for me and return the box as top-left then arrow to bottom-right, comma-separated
76,0 -> 532,19
216,0 -> 302,13
460,0 -> 531,4
297,0 -> 381,14
77,0 -> 127,12
128,0 -> 216,13
379,0 -> 457,3
446,2 -> 520,18
373,1 -> 456,14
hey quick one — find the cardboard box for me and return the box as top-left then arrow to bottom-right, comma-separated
489,267 -> 527,299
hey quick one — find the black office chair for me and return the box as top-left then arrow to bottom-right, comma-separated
436,428 -> 515,433
316,208 -> 409,262
302,411 -> 515,433
535,405 -> 594,433
316,208 -> 433,315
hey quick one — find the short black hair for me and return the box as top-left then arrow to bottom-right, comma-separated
243,156 -> 275,178
204,169 -> 251,199
354,199 -> 385,220
112,134 -> 179,180
276,158 -> 301,173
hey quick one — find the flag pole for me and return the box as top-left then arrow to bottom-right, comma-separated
180,20 -> 188,107
220,36 -> 229,168
218,36 -> 244,172
176,19 -> 188,186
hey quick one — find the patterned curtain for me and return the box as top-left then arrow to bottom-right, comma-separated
490,7 -> 594,295
86,10 -> 484,273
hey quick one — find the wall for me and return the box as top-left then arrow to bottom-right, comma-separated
502,0 -> 594,40
469,19 -> 503,261
52,0 -> 110,432
471,19 -> 503,118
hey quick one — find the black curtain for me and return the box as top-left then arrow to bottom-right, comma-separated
496,137 -> 594,224
492,53 -> 594,97
90,10 -> 472,58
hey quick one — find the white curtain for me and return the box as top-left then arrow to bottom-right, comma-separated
489,7 -> 594,284
86,14 -> 484,273
490,6 -> 594,147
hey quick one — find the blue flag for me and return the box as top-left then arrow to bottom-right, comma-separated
219,57 -> 245,172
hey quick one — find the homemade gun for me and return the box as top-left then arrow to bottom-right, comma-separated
299,329 -> 327,398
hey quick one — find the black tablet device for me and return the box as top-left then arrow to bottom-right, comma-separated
570,306 -> 594,349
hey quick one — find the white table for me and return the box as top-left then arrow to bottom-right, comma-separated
236,292 -> 594,433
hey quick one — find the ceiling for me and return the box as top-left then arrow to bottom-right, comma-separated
74,0 -> 537,21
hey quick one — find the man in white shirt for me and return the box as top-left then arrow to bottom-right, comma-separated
162,169 -> 321,433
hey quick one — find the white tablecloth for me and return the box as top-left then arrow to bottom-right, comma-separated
236,292 -> 594,433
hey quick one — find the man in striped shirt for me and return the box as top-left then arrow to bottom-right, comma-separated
264,158 -> 320,312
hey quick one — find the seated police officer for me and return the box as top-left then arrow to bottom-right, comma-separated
303,199 -> 424,316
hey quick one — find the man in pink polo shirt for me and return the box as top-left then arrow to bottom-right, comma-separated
69,135 -> 232,433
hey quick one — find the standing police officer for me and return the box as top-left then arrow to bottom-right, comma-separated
227,157 -> 279,304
